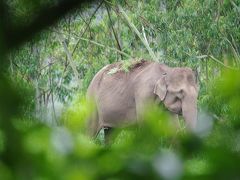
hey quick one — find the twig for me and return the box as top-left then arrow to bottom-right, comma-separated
225,37 -> 240,66
57,34 -> 80,86
4,0 -> 97,50
39,59 -> 57,72
139,16 -> 160,32
230,34 -> 240,58
50,29 -> 131,59
196,55 -> 208,59
72,0 -> 104,56
48,62 -> 58,125
230,0 -> 240,14
142,25 -> 153,54
190,53 -> 239,70
76,36 -> 131,58
208,55 -> 239,70
106,3 -> 123,59
79,13 -> 91,33
117,4 -> 158,61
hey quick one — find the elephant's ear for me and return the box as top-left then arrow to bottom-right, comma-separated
154,76 -> 167,101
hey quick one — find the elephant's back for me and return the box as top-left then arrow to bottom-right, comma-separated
87,60 -> 156,99
86,64 -> 110,99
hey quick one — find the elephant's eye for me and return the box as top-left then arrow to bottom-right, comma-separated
174,96 -> 179,103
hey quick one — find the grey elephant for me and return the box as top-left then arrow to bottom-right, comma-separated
87,60 -> 198,139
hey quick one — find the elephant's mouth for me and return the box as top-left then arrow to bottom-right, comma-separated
168,107 -> 182,115
154,94 -> 183,115
156,101 -> 182,115
164,99 -> 182,115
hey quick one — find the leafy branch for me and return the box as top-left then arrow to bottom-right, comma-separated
116,4 -> 158,61
105,3 -> 123,59
196,54 -> 239,70
50,29 -> 131,58
72,0 -> 105,56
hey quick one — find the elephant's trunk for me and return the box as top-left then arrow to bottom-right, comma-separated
182,87 -> 198,130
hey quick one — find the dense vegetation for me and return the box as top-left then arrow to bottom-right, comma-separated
0,0 -> 240,179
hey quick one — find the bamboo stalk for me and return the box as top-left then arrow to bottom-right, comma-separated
50,29 -> 131,59
106,3 -> 123,59
209,55 -> 239,70
76,36 -> 131,58
190,53 -> 239,70
117,5 -> 158,61
225,37 -> 240,66
57,34 -> 80,86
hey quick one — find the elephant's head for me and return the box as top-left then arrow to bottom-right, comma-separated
154,67 -> 198,130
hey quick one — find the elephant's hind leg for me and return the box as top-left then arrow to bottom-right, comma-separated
87,111 -> 101,138
104,127 -> 114,145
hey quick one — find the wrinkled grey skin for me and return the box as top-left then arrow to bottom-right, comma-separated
87,60 -> 198,138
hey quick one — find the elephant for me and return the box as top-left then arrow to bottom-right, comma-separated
86,59 -> 198,141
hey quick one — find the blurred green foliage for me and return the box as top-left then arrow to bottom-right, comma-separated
1,70 -> 240,179
0,0 -> 240,179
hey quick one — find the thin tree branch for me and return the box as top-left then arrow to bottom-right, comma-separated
117,4 -> 158,61
4,0 -> 97,51
57,34 -> 80,86
105,3 -> 123,59
72,0 -> 104,56
189,53 -> 239,70
79,13 -> 91,33
76,36 -> 131,58
50,76 -> 58,125
225,37 -> 240,66
230,0 -> 240,14
142,25 -> 152,52
208,55 -> 239,70
50,29 -> 131,58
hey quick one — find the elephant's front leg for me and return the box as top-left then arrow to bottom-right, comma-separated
170,113 -> 181,129
135,98 -> 146,123
135,83 -> 155,122
135,96 -> 154,124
